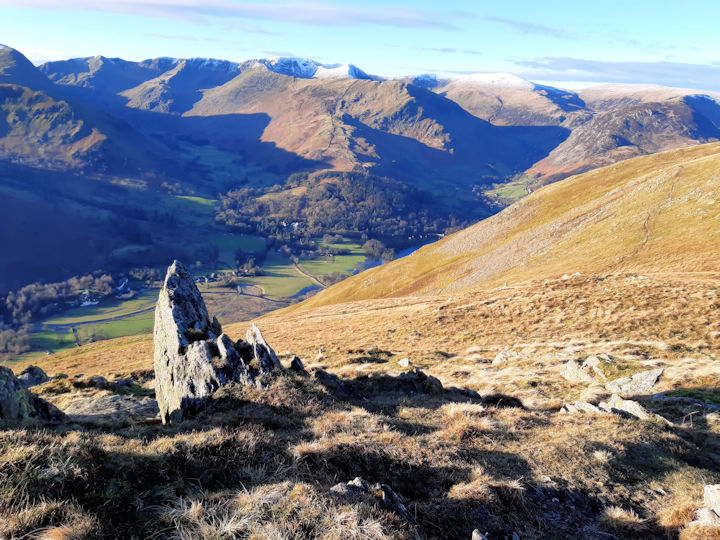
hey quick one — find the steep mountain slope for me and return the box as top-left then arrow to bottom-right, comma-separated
436,73 -> 588,127
293,142 -> 720,309
0,47 -> 173,175
0,44 -> 53,91
120,58 -> 242,113
39,55 -> 177,94
188,68 -> 567,191
526,96 -> 720,185
426,74 -> 720,185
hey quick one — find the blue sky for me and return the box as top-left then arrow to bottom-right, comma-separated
2,0 -> 720,90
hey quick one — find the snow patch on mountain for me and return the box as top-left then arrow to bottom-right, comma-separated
241,57 -> 372,80
451,72 -> 534,90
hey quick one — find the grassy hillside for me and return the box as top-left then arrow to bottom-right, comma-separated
292,142 -> 720,310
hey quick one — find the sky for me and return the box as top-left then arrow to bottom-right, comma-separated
2,0 -> 720,90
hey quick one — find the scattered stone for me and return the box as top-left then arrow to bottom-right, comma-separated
315,369 -> 366,401
16,365 -> 49,388
329,477 -> 409,519
561,401 -> 604,415
560,359 -> 596,383
397,368 -> 443,395
153,260 -> 279,423
598,394 -> 670,424
692,507 -> 720,526
491,349 -> 528,367
472,530 -> 489,540
89,375 -> 109,389
398,357 -> 411,368
691,486 -> 720,526
0,366 -> 65,424
289,356 -> 309,376
59,393 -> 159,423
562,394 -> 670,424
705,485 -> 720,515
605,368 -> 663,395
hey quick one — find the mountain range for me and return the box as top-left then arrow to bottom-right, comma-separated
2,43 -> 720,290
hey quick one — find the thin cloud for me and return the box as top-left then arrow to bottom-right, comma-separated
463,49 -> 483,56
516,57 -> 720,92
483,16 -> 571,39
4,0 -> 453,28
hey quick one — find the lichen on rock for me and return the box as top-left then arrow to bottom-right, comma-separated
153,260 -> 280,423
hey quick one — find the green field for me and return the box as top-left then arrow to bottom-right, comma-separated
299,240 -> 365,278
4,237 -> 371,364
243,250 -> 314,297
209,234 -> 268,272
485,176 -> 533,204
42,290 -> 158,325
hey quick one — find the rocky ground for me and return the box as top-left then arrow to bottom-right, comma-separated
1,270 -> 719,538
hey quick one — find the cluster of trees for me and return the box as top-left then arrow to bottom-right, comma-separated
3,272 -> 115,325
362,239 -> 395,262
216,171 -> 468,251
0,325 -> 30,355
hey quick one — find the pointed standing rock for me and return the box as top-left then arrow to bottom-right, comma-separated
247,323 -> 281,374
153,261 -> 277,423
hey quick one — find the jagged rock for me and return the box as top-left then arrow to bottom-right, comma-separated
562,394 -> 671,424
692,507 -> 720,526
605,368 -> 663,395
598,394 -> 670,424
0,366 -> 65,424
472,530 -> 489,540
705,485 -> 720,515
16,365 -> 49,388
377,483 -> 409,518
153,260 -> 275,423
289,356 -> 309,376
398,368 -> 443,394
691,487 -> 720,526
559,359 -> 596,383
246,323 -> 281,374
561,401 -> 604,415
315,369 -> 366,401
59,393 -> 159,423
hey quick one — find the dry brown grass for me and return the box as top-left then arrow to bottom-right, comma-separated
291,142 -> 720,309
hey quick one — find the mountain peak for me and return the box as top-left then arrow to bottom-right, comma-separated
0,44 -> 53,90
244,57 -> 373,80
452,72 -> 533,90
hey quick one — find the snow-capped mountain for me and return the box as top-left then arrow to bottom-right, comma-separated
240,57 -> 375,80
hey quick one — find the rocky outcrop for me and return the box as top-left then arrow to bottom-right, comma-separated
153,261 -> 279,423
562,394 -> 670,424
690,485 -> 720,526
605,368 -> 663,395
289,356 -> 309,376
315,369 -> 366,401
0,366 -> 64,424
16,365 -> 49,388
